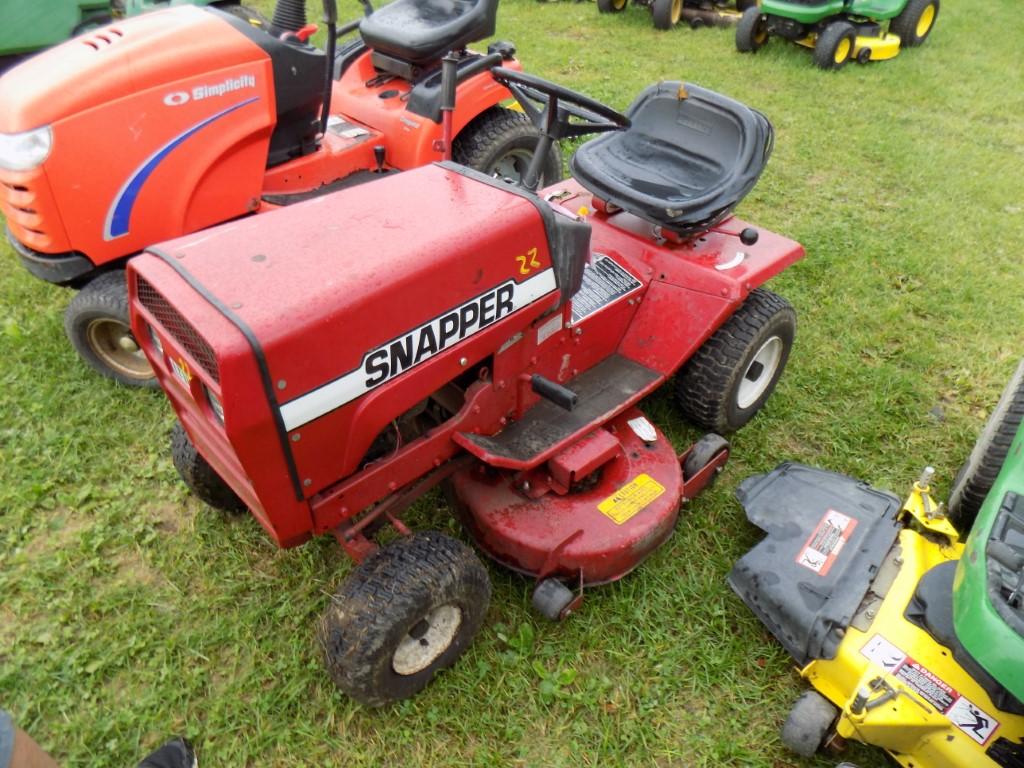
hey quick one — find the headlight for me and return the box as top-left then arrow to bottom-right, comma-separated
0,125 -> 53,172
148,324 -> 164,357
205,385 -> 224,424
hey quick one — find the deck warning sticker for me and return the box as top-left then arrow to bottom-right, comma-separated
598,474 -> 665,525
571,254 -> 642,324
795,509 -> 857,576
861,633 -> 1000,745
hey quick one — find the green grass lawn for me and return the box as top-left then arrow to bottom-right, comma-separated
2,1 -> 1023,765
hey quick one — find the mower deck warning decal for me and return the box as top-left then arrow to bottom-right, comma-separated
861,634 -> 1000,745
598,474 -> 665,525
795,509 -> 857,576
571,254 -> 642,324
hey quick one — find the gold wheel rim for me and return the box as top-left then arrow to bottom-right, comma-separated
916,4 -> 936,36
613,0 -> 627,9
86,318 -> 152,379
671,0 -> 682,24
835,37 -> 851,63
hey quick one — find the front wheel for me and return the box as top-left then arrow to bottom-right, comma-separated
735,7 -> 769,53
813,22 -> 857,70
596,0 -> 629,12
890,0 -> 939,47
947,359 -> 1024,533
64,270 -> 157,388
320,531 -> 491,706
652,0 -> 683,30
781,690 -> 839,757
676,288 -> 796,434
453,108 -> 563,187
171,423 -> 245,513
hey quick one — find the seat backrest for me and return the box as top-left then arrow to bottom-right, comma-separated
360,0 -> 499,70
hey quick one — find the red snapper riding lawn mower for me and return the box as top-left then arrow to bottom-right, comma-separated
0,0 -> 559,387
128,72 -> 804,705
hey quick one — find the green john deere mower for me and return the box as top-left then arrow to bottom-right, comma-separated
730,359 -> 1024,766
598,0 -> 756,32
736,0 -> 939,69
0,1 -> 258,65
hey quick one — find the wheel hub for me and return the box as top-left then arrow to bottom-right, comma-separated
391,604 -> 462,676
85,318 -> 151,379
737,336 -> 784,409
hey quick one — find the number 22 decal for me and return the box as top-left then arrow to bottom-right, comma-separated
516,247 -> 541,275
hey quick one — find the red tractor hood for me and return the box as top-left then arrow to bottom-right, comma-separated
143,164 -> 561,418
0,6 -> 264,133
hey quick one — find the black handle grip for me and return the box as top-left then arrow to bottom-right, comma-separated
531,374 -> 578,411
322,0 -> 337,24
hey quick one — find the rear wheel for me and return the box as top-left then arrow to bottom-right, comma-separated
781,690 -> 839,757
320,531 -> 491,706
652,0 -> 683,30
454,107 -> 563,187
813,22 -> 857,70
947,359 -> 1024,533
64,270 -> 157,388
171,422 -> 245,513
890,0 -> 939,47
597,0 -> 629,12
735,7 -> 769,53
676,288 -> 796,434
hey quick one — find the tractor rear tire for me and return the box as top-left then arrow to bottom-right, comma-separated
652,0 -> 683,30
453,107 -> 563,187
947,359 -> 1024,533
320,531 -> 491,706
171,422 -> 246,514
813,22 -> 857,70
64,271 -> 157,388
890,0 -> 939,47
781,690 -> 839,757
597,0 -> 629,12
676,288 -> 796,434
735,7 -> 768,53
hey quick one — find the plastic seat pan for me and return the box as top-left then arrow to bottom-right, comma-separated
359,0 -> 498,66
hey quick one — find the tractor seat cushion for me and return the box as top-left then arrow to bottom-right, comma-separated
360,0 -> 498,66
569,81 -> 774,235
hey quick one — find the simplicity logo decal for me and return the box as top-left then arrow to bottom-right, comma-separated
164,74 -> 257,107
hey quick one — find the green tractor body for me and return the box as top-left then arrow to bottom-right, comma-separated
0,0 -> 223,60
738,0 -> 938,68
954,373 -> 1024,702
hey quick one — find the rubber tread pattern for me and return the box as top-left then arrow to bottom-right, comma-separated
320,531 -> 490,706
170,423 -> 245,513
452,107 -> 563,186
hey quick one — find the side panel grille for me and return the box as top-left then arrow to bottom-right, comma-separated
137,276 -> 220,383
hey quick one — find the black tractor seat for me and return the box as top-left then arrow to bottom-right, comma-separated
360,0 -> 498,68
569,81 -> 774,237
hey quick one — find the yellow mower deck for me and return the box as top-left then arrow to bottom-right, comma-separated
797,32 -> 902,61
802,486 -> 1024,766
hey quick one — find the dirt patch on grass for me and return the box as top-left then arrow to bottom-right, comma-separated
148,502 -> 192,535
20,510 -> 90,559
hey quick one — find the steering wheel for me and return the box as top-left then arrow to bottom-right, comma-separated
490,67 -> 630,141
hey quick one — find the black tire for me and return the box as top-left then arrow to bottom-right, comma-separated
682,433 -> 729,481
320,531 -> 491,706
652,0 -> 683,30
735,7 -> 769,53
735,0 -> 758,11
947,359 -> 1024,533
676,288 -> 796,434
597,0 -> 629,12
171,422 -> 246,513
64,270 -> 157,388
781,690 -> 839,757
453,107 -> 563,187
889,0 -> 939,47
813,22 -> 857,70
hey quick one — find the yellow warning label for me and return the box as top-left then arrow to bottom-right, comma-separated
598,474 -> 666,525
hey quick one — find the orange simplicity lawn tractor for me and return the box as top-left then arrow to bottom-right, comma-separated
128,71 -> 805,704
0,0 -> 560,386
